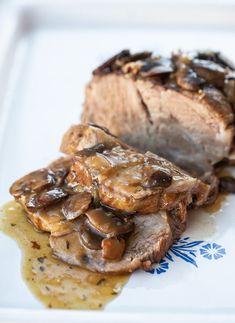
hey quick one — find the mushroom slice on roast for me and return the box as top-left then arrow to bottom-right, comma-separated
80,207 -> 133,258
80,223 -> 103,250
48,156 -> 74,186
196,50 -> 235,70
10,168 -> 56,199
224,73 -> 235,104
139,57 -> 174,77
93,49 -> 131,75
85,208 -> 134,237
176,66 -> 205,91
26,187 -> 68,211
62,192 -> 92,220
190,58 -> 226,88
93,50 -> 153,76
49,211 -> 175,273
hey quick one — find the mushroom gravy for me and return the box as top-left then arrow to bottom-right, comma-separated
0,201 -> 130,309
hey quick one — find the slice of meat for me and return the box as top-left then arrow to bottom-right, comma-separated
49,211 -> 175,273
25,202 -> 72,236
60,123 -> 129,155
62,124 -> 210,211
82,50 -> 235,177
9,123 -> 210,273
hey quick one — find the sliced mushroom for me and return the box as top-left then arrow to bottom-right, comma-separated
224,74 -> 235,103
176,66 -> 205,91
85,208 -> 134,237
191,58 -> 226,87
142,166 -> 173,188
128,51 -> 152,62
48,156 -> 73,185
101,237 -> 125,260
80,223 -> 103,250
93,50 -> 130,75
140,58 -> 174,77
197,50 -> 235,70
10,168 -> 56,198
101,203 -> 136,217
62,192 -> 92,220
26,187 -> 68,211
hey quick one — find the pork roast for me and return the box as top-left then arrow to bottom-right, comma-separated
10,124 -> 209,273
82,50 -> 235,177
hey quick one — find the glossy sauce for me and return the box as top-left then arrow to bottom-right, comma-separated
203,193 -> 227,214
0,201 -> 130,309
187,193 -> 227,239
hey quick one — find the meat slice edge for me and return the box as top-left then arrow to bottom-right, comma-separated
49,211 -> 174,273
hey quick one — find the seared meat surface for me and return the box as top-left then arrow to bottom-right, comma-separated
61,124 -> 209,212
10,124 -> 210,273
82,50 -> 235,177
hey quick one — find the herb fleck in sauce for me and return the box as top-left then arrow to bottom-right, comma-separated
0,201 -> 129,309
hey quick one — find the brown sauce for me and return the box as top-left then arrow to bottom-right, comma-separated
203,193 -> 227,214
187,193 -> 227,239
0,201 -> 130,309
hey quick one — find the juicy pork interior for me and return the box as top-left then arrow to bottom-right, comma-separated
82,50 -> 235,178
10,124 -> 210,273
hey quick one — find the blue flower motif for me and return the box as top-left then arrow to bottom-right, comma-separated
146,259 -> 169,275
155,259 -> 169,274
144,238 -> 226,275
166,237 -> 204,267
200,243 -> 226,260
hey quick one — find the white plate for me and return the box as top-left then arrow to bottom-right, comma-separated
0,1 -> 235,322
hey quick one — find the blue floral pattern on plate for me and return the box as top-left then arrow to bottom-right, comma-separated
146,237 -> 226,275
165,237 -> 203,268
146,259 -> 169,275
200,243 -> 226,260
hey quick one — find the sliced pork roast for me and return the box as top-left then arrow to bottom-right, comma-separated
82,50 -> 235,178
60,124 -> 210,211
10,124 -> 209,273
